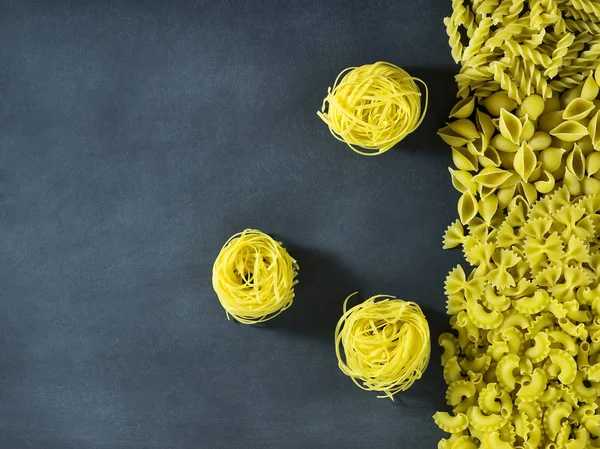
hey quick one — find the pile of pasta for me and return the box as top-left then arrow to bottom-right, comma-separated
446,0 -> 600,101
435,187 -> 600,449
441,68 -> 600,227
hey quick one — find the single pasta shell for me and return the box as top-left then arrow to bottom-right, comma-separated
498,150 -> 515,169
478,147 -> 501,168
479,194 -> 499,224
543,95 -> 561,114
497,184 -> 517,209
582,74 -> 600,102
551,137 -> 574,151
563,169 -> 582,196
478,183 -> 495,200
567,144 -> 586,180
520,118 -> 535,142
498,171 -> 521,189
513,143 -> 537,182
521,95 -> 545,120
450,97 -> 476,119
583,177 -> 600,196
438,126 -> 473,147
482,92 -> 518,117
577,135 -> 594,156
520,181 -> 538,205
467,134 -> 488,156
452,146 -> 479,171
499,109 -> 523,145
528,131 -> 552,151
588,111 -> 600,150
529,161 -> 543,182
472,167 -> 513,188
449,168 -> 477,194
540,147 -> 566,173
560,85 -> 583,109
539,111 -> 564,134
550,121 -> 589,142
587,152 -> 600,177
448,119 -> 480,140
458,191 -> 478,224
563,98 -> 595,121
477,110 -> 496,141
534,170 -> 555,194
492,134 -> 520,153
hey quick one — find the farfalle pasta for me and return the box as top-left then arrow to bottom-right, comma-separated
436,188 -> 600,449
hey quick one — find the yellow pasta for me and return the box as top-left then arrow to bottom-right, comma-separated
334,293 -> 430,399
317,62 -> 428,156
212,229 -> 298,324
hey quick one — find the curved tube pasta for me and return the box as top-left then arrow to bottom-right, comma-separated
513,290 -> 550,314
525,331 -> 551,363
433,411 -> 469,433
467,405 -> 507,432
517,368 -> 547,402
440,333 -> 460,365
496,353 -> 520,391
466,297 -> 503,329
547,330 -> 578,356
565,427 -> 589,449
572,372 -> 597,403
446,379 -> 477,406
544,402 -> 573,441
444,356 -> 464,384
549,349 -> 577,384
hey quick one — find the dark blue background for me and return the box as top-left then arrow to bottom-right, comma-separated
1,1 -> 465,448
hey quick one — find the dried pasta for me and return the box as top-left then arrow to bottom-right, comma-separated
436,188 -> 600,449
334,293 -> 430,399
317,62 -> 428,156
212,229 -> 298,324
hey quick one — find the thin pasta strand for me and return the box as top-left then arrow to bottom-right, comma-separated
317,62 -> 428,156
212,229 -> 298,324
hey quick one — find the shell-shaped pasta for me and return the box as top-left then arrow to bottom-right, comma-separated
529,131 -> 552,151
445,379 -> 477,407
588,111 -> 600,150
473,166 -> 513,188
458,190 -> 478,224
433,411 -> 469,433
450,97 -> 476,119
520,116 -> 535,142
452,146 -> 479,172
563,169 -> 583,196
563,98 -> 595,121
442,219 -> 465,250
584,177 -> 600,195
578,135 -> 594,156
549,349 -> 577,384
551,120 -> 589,142
449,168 -> 477,194
449,119 -> 480,140
439,125 -> 474,147
540,147 -> 566,172
466,134 -> 488,156
587,152 -> 600,177
478,194 -> 498,224
514,289 -> 550,315
525,331 -> 551,363
582,73 -> 600,101
567,144 -> 586,180
496,353 -> 520,391
517,368 -> 547,402
543,402 -> 573,441
467,405 -> 507,432
499,108 -> 523,144
514,143 -> 537,182
482,91 -> 518,117
476,109 -> 496,141
492,134 -> 520,152
539,111 -> 565,134
521,94 -> 545,120
478,146 -> 501,168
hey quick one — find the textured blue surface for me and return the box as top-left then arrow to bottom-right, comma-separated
1,1 -> 464,448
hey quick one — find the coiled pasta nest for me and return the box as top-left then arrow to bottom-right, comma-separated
212,229 -> 298,324
334,293 -> 431,399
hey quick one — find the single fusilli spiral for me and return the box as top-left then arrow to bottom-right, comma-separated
502,40 -> 552,67
545,32 -> 576,78
444,16 -> 464,64
490,61 -> 522,103
565,18 -> 600,34
567,0 -> 600,21
463,18 -> 493,64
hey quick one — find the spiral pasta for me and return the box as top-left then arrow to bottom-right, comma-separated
317,62 -> 428,156
212,229 -> 298,324
334,293 -> 431,399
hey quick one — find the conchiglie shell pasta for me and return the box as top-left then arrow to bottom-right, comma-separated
439,126 -> 474,147
534,170 -> 555,194
539,111 -> 564,134
482,92 -> 518,117
588,111 -> 600,150
550,121 -> 589,142
582,74 -> 600,102
587,152 -> 600,176
477,110 -> 496,141
458,190 -> 478,224
453,146 -> 479,171
449,119 -> 480,140
513,143 -> 537,182
528,131 -> 552,151
583,177 -> 600,195
499,109 -> 523,145
540,147 -> 566,172
563,98 -> 595,121
521,95 -> 545,120
450,97 -> 476,119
